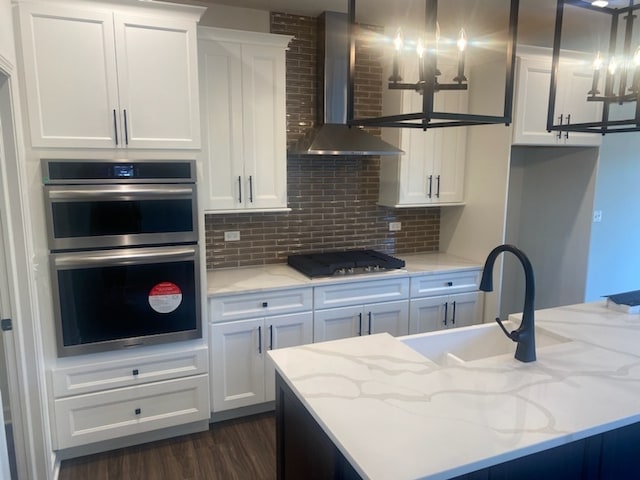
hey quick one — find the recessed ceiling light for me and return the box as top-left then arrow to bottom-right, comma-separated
592,1 -> 609,7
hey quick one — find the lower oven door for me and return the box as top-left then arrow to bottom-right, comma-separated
50,245 -> 201,357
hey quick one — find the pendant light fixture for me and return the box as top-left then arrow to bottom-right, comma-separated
548,0 -> 640,135
346,0 -> 520,130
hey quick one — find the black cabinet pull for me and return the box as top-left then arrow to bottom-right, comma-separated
238,176 -> 242,203
427,175 -> 433,198
258,325 -> 262,354
269,324 -> 273,350
436,175 -> 441,198
446,281 -> 453,287
132,369 -> 139,376
135,408 -> 141,415
557,114 -> 563,139
113,109 -> 118,145
249,175 -> 254,203
262,301 -> 268,308
443,302 -> 448,326
123,109 -> 129,145
367,311 -> 372,335
452,301 -> 457,325
358,312 -> 363,336
565,114 -> 570,139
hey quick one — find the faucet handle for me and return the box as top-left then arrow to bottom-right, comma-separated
494,317 -> 519,342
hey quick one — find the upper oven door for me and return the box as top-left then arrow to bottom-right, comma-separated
44,183 -> 198,250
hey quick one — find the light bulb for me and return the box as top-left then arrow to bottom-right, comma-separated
416,37 -> 426,59
593,51 -> 603,70
591,1 -> 608,7
457,28 -> 467,52
393,28 -> 404,52
608,56 -> 618,75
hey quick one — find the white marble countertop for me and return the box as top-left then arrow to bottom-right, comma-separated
268,302 -> 640,480
207,252 -> 482,296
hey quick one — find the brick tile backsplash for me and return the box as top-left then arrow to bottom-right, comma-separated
204,12 -> 440,270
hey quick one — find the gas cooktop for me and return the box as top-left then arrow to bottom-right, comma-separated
287,250 -> 405,278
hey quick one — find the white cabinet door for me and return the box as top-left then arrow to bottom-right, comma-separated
198,39 -> 244,210
367,300 -> 409,336
17,4 -> 120,147
210,318 -> 264,412
446,291 -> 482,329
199,28 -> 290,212
17,2 -> 200,149
409,292 -> 482,334
409,295 -> 448,334
241,43 -> 288,210
513,55 -> 602,147
559,65 -> 602,147
512,57 -> 556,145
264,312 -> 313,401
378,62 -> 467,207
113,14 -> 200,149
314,301 -> 409,342
313,305 -> 363,343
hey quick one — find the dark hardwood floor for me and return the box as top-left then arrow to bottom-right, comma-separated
58,413 -> 276,480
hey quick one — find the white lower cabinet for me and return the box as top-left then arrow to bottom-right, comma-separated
313,300 -> 409,342
313,277 -> 411,342
210,311 -> 312,412
409,291 -> 482,334
54,375 -> 209,449
50,344 -> 210,450
408,269 -> 483,334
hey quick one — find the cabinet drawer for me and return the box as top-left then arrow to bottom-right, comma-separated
53,374 -> 209,449
314,277 -> 410,309
51,346 -> 208,397
210,288 -> 312,322
410,270 -> 481,298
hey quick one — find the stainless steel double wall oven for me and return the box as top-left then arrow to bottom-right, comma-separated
43,160 -> 201,357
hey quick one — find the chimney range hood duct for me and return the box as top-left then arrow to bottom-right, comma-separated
289,11 -> 403,156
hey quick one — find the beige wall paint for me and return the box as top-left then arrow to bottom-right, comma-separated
199,3 -> 270,32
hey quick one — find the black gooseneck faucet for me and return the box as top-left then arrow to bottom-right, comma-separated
479,244 -> 536,363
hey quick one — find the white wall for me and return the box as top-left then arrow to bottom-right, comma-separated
503,146 -> 597,316
586,135 -> 640,300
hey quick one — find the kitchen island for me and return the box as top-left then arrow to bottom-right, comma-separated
269,302 -> 640,479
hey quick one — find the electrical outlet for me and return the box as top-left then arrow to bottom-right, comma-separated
593,210 -> 602,223
224,231 -> 241,241
389,222 -> 402,232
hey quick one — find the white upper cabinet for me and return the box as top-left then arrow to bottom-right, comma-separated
198,27 -> 292,213
379,61 -> 467,208
512,50 -> 602,147
16,1 -> 202,149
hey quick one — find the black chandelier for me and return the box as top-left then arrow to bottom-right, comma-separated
548,0 -> 640,135
346,0 -> 520,130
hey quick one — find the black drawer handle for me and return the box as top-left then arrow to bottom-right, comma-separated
447,281 -> 453,287
132,369 -> 139,376
262,301 -> 268,308
135,408 -> 141,415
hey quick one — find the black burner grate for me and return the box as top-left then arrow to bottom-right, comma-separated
287,250 -> 405,278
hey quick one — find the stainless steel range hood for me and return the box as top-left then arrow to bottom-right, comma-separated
289,11 -> 403,156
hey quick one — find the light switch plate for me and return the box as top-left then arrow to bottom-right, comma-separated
389,222 -> 402,232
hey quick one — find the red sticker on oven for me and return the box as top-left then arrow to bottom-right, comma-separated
148,282 -> 182,314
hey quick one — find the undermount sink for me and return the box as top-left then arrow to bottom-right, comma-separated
401,321 -> 571,366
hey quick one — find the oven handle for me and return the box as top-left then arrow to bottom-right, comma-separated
46,185 -> 195,200
52,245 -> 197,268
